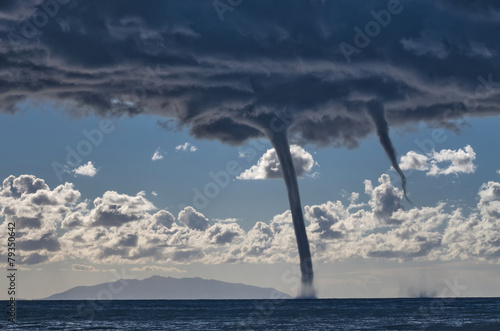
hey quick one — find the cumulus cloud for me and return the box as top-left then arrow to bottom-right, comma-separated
62,212 -> 85,228
305,202 -> 345,240
400,145 -> 476,176
2,173 -> 500,266
175,142 -> 197,152
151,148 -> 165,161
73,161 -> 98,177
428,145 -> 477,176
0,175 -> 80,265
365,174 -> 404,222
443,181 -> 500,261
477,181 -> 500,219
177,206 -> 208,230
152,210 -> 175,229
399,151 -> 430,172
205,223 -> 244,245
86,191 -> 155,227
238,145 -> 316,180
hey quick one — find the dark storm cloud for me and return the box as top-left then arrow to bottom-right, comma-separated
0,0 -> 43,20
0,0 -> 499,146
438,0 -> 500,15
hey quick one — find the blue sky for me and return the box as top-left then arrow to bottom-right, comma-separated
1,106 -> 498,229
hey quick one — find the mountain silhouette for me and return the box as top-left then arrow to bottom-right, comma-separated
43,275 -> 291,300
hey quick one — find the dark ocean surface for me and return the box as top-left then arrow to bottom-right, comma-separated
1,298 -> 499,330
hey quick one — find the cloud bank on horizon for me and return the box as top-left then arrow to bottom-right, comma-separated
1,169 -> 499,267
0,0 -> 499,148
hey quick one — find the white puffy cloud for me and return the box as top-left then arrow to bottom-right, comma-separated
151,148 -> 165,161
442,181 -> 500,261
359,205 -> 446,260
428,145 -> 476,176
399,145 -> 476,176
177,206 -> 209,231
399,151 -> 430,172
237,145 -> 316,180
204,223 -> 244,245
175,142 -> 197,152
305,201 -> 346,240
365,175 -> 404,222
0,174 -> 48,197
2,172 -> 500,267
73,161 -> 98,177
86,191 -> 156,227
229,211 -> 297,264
152,210 -> 175,229
0,175 -> 81,265
62,211 -> 85,228
477,181 -> 500,218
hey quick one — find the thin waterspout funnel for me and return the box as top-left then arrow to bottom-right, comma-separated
268,129 -> 315,297
367,100 -> 411,203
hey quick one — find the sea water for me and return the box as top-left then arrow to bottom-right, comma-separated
1,298 -> 499,330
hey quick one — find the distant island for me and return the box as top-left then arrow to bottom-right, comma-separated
43,275 -> 292,300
